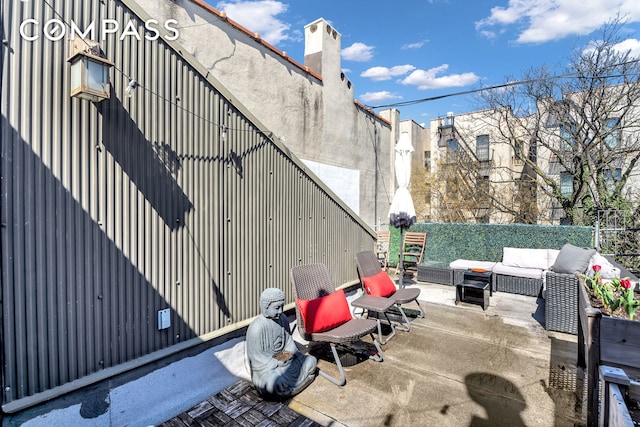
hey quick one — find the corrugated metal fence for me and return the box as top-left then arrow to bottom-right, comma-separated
0,0 -> 374,411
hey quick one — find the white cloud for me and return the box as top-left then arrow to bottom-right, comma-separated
399,64 -> 480,90
358,91 -> 402,103
583,37 -> 640,58
341,42 -> 375,62
361,65 -> 416,81
401,40 -> 428,50
476,0 -> 640,43
478,30 -> 497,40
216,1 -> 291,45
614,38 -> 640,57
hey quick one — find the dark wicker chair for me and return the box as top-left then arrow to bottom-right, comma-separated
355,251 -> 425,332
544,271 -> 578,334
545,255 -> 639,335
290,263 -> 384,386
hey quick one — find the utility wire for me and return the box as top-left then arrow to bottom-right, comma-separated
365,61 -> 640,110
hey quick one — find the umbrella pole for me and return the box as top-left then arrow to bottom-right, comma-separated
398,227 -> 404,289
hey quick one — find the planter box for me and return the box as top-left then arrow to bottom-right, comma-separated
578,282 -> 640,427
598,365 -> 638,427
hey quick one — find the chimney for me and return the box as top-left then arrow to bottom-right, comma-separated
304,18 -> 341,78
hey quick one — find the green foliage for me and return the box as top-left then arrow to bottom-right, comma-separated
388,222 -> 593,267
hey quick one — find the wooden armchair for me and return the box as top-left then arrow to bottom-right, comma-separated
375,230 -> 390,271
399,232 -> 426,278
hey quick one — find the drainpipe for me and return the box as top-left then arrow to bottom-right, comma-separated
374,124 -> 378,229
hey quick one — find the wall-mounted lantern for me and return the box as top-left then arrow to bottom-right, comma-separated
67,39 -> 113,102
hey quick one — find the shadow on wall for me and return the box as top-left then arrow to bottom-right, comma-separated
98,98 -> 194,231
97,93 -> 280,322
98,95 -> 242,321
0,111 -> 229,409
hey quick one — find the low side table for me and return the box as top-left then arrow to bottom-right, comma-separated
455,270 -> 492,310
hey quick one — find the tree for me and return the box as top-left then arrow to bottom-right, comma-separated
463,19 -> 640,225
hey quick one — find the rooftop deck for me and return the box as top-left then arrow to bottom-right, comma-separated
163,279 -> 586,426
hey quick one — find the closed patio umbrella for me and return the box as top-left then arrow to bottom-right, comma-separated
389,131 -> 416,288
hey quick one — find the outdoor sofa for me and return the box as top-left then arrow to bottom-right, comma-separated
448,247 -> 558,297
447,244 -> 632,335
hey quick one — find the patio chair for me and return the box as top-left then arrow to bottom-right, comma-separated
375,230 -> 390,271
290,263 -> 384,386
399,232 -> 426,278
355,251 -> 425,332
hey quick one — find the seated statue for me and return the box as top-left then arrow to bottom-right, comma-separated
246,288 -> 317,399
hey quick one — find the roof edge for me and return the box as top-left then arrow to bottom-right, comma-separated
355,100 -> 392,126
187,0 -> 323,82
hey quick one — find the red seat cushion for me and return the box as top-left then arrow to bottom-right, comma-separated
362,271 -> 397,297
296,289 -> 352,333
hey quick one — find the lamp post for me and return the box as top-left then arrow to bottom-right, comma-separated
67,39 -> 113,102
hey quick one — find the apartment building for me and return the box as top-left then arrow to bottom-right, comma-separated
421,89 -> 640,225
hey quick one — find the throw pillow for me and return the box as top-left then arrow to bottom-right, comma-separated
296,289 -> 352,333
551,243 -> 596,274
362,270 -> 397,297
587,253 -> 620,279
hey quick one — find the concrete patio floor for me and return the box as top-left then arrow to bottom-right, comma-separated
164,279 -> 587,427
5,279 -> 587,426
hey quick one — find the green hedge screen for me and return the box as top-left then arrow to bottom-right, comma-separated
389,222 -> 593,268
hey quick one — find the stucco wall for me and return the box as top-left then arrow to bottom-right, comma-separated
135,0 -> 394,227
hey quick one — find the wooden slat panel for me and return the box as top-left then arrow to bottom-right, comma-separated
600,317 -> 640,369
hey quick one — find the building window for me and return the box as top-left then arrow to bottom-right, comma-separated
477,176 -> 490,204
476,135 -> 490,161
424,151 -> 431,170
444,139 -> 459,163
548,158 -> 561,175
604,167 -> 622,193
514,139 -> 523,158
528,141 -> 537,163
560,172 -> 573,196
604,117 -> 621,149
560,124 -> 576,150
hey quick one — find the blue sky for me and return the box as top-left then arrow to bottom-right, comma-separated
206,0 -> 640,125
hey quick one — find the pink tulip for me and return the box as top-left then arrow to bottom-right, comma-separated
593,265 -> 602,272
620,279 -> 632,289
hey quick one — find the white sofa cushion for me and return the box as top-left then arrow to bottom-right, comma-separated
493,262 -> 544,280
502,247 -> 550,270
449,259 -> 497,271
547,249 -> 560,268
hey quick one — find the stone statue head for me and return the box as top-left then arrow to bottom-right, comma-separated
260,288 -> 285,319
